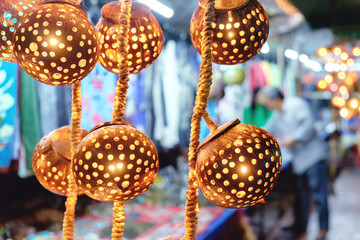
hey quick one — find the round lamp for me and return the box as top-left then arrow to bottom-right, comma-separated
196,119 -> 281,208
13,0 -> 99,86
190,0 -> 269,65
33,126 -> 88,196
73,122 -> 159,202
97,1 -> 163,74
0,0 -> 44,62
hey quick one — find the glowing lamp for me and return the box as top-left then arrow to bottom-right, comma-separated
73,122 -> 159,202
0,0 -> 44,62
32,126 -> 88,196
97,1 -> 163,74
190,0 -> 269,65
352,47 -> 360,57
338,72 -> 346,80
13,1 -> 99,86
324,74 -> 333,84
317,79 -> 327,90
317,47 -> 328,57
333,47 -> 342,56
196,119 -> 281,208
349,98 -> 359,109
331,96 -> 345,108
340,52 -> 349,61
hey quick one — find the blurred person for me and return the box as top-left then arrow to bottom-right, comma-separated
257,87 -> 329,240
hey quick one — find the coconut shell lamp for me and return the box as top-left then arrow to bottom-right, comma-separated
73,122 -> 159,202
97,1 -> 163,74
0,0 -> 44,62
196,119 -> 282,208
13,0 -> 99,86
190,0 -> 269,65
33,126 -> 88,196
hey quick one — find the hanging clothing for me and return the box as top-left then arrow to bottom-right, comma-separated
0,62 -> 18,169
80,63 -> 118,131
19,69 -> 42,174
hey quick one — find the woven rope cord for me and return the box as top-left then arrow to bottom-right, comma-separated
111,201 -> 126,239
112,0 -> 132,123
110,1 -> 132,239
183,0 -> 215,239
203,110 -> 218,132
62,81 -> 82,240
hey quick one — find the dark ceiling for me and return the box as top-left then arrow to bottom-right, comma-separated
84,0 -> 360,40
290,0 -> 360,39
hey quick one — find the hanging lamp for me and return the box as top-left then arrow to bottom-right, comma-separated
13,0 -> 99,86
190,0 -> 269,65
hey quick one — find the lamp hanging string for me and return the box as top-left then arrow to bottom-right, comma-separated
110,1 -> 132,239
112,0 -> 132,123
111,200 -> 126,239
62,80 -> 82,240
203,110 -> 218,132
184,0 -> 215,239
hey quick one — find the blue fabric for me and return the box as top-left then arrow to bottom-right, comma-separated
81,64 -> 118,131
0,61 -> 17,168
294,160 -> 329,233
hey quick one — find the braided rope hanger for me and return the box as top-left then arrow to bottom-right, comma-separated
110,0 -> 132,239
183,0 -> 216,239
62,81 -> 82,240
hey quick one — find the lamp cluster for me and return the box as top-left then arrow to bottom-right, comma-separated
1,0 -> 282,237
317,45 -> 360,119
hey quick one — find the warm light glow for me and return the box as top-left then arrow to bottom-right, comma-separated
318,47 -> 328,57
339,86 -> 348,95
352,47 -> 360,57
340,108 -> 349,118
324,74 -> 333,83
350,99 -> 359,109
50,38 -> 58,45
347,58 -> 354,66
340,63 -> 348,72
136,0 -> 174,18
333,47 -> 342,56
241,166 -> 247,173
345,77 -> 354,86
317,80 -> 327,90
340,52 -> 349,61
332,97 -> 346,108
338,71 -> 346,80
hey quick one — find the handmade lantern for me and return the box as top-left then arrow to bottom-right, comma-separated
196,119 -> 281,208
0,0 -> 44,62
97,1 -> 163,74
73,122 -> 159,202
13,0 -> 99,86
33,126 -> 88,196
190,0 -> 269,65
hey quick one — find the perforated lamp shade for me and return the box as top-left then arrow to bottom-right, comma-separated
97,1 -> 163,74
73,122 -> 159,202
13,1 -> 99,86
0,0 -> 44,62
33,126 -> 88,196
196,119 -> 282,208
190,0 -> 269,65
